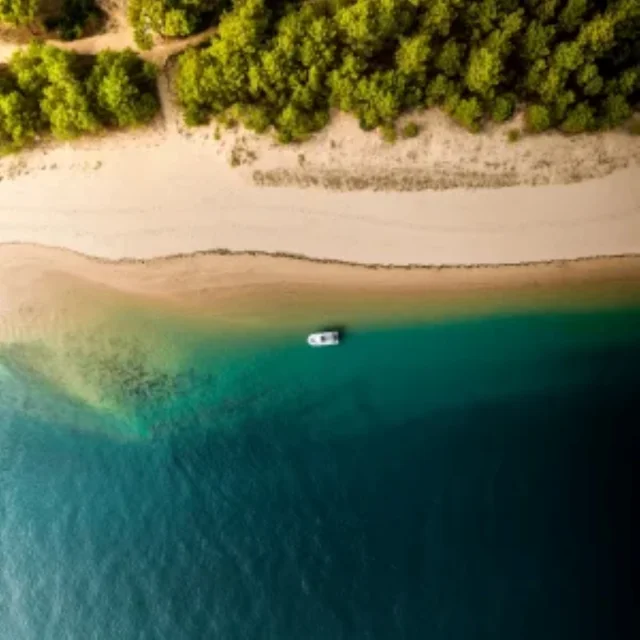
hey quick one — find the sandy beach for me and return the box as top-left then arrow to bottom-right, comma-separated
2,244 -> 640,341
1,112 -> 640,266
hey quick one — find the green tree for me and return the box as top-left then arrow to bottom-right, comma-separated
422,0 -> 462,37
452,96 -> 483,131
396,33 -> 432,77
577,11 -> 617,59
336,0 -> 416,57
527,0 -> 561,23
276,103 -> 328,143
351,70 -> 406,130
559,0 -> 590,33
435,39 -> 464,77
526,103 -> 552,131
87,50 -> 159,127
163,9 -> 197,36
561,101 -> 595,132
128,0 -> 220,48
551,88 -> 576,120
10,43 -> 79,100
576,62 -> 603,96
8,44 -> 97,138
466,47 -> 502,99
553,41 -> 584,71
465,0 -> 500,38
599,93 -> 631,128
425,74 -> 459,107
237,104 -> 271,133
0,0 -> 38,25
0,90 -> 38,152
41,79 -> 98,139
491,93 -> 516,122
521,20 -> 556,60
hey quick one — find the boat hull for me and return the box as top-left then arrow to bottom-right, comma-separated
307,331 -> 340,347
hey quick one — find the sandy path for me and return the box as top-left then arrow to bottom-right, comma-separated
0,0 -> 216,66
0,25 -> 216,65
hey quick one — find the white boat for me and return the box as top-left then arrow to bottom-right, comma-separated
307,331 -> 340,347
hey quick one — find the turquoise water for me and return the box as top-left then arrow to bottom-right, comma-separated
0,307 -> 638,639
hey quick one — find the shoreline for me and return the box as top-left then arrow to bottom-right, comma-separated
3,243 -> 640,421
2,244 -> 640,327
3,239 -> 640,271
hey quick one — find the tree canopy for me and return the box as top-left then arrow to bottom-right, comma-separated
1,44 -> 159,154
175,0 -> 640,141
128,0 -> 226,48
0,0 -> 38,24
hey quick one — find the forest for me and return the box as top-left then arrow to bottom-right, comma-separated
174,0 -> 640,141
2,0 -> 640,149
0,44 -> 159,153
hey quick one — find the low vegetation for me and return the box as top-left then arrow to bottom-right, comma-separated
507,128 -> 521,142
175,0 -> 640,142
402,121 -> 420,138
1,43 -> 159,154
380,124 -> 397,143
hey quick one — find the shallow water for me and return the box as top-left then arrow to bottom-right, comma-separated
0,305 -> 638,639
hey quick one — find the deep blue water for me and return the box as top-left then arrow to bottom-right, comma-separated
0,308 -> 638,639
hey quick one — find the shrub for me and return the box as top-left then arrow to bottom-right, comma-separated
380,124 -> 397,143
526,104 -> 552,132
507,128 -> 521,143
561,102 -> 596,133
599,94 -> 632,128
401,121 -> 420,138
491,94 -> 516,123
452,97 -> 483,132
